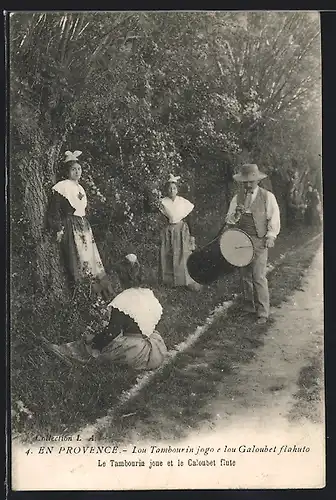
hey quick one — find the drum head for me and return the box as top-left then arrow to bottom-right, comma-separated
219,229 -> 254,267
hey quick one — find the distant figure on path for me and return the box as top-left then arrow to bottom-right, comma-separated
48,150 -> 112,300
304,185 -> 322,227
221,164 -> 281,324
287,184 -> 305,228
157,174 -> 201,291
43,256 -> 168,371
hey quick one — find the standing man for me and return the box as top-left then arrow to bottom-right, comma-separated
224,164 -> 281,324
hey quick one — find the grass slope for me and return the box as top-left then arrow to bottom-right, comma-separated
11,227 -> 321,439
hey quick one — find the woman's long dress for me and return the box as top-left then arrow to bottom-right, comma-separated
158,196 -> 195,287
48,179 -> 106,284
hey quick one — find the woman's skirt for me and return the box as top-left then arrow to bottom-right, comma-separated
47,331 -> 167,371
100,331 -> 168,371
62,215 -> 106,282
159,220 -> 194,287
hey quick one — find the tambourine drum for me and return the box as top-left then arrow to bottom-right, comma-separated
187,228 -> 254,285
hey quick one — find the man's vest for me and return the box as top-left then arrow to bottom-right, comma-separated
237,187 -> 269,238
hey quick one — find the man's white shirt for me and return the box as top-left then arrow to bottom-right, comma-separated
225,186 -> 281,239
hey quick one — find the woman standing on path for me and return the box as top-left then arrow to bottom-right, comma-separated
157,174 -> 201,291
43,256 -> 168,371
48,150 -> 112,299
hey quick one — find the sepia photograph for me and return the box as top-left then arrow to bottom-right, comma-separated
8,10 -> 324,491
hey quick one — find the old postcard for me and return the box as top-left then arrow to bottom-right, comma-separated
8,10 -> 324,491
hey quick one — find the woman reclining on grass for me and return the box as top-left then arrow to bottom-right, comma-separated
43,255 -> 168,371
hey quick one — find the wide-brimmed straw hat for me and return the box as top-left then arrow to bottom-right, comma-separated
233,164 -> 267,182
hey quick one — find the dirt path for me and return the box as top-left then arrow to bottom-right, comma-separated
96,237 -> 323,444
202,243 -> 324,430
174,243 -> 324,489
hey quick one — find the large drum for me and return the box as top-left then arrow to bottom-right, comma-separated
187,228 -> 254,285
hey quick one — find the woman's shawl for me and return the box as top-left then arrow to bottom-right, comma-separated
52,179 -> 87,217
108,288 -> 163,337
159,196 -> 194,224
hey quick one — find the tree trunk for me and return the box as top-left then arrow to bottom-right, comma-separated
15,136 -> 71,300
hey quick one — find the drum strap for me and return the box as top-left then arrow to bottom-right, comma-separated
238,213 -> 258,237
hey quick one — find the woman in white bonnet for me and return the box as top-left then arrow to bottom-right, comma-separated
43,254 -> 168,371
157,174 -> 201,291
48,150 -> 112,299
